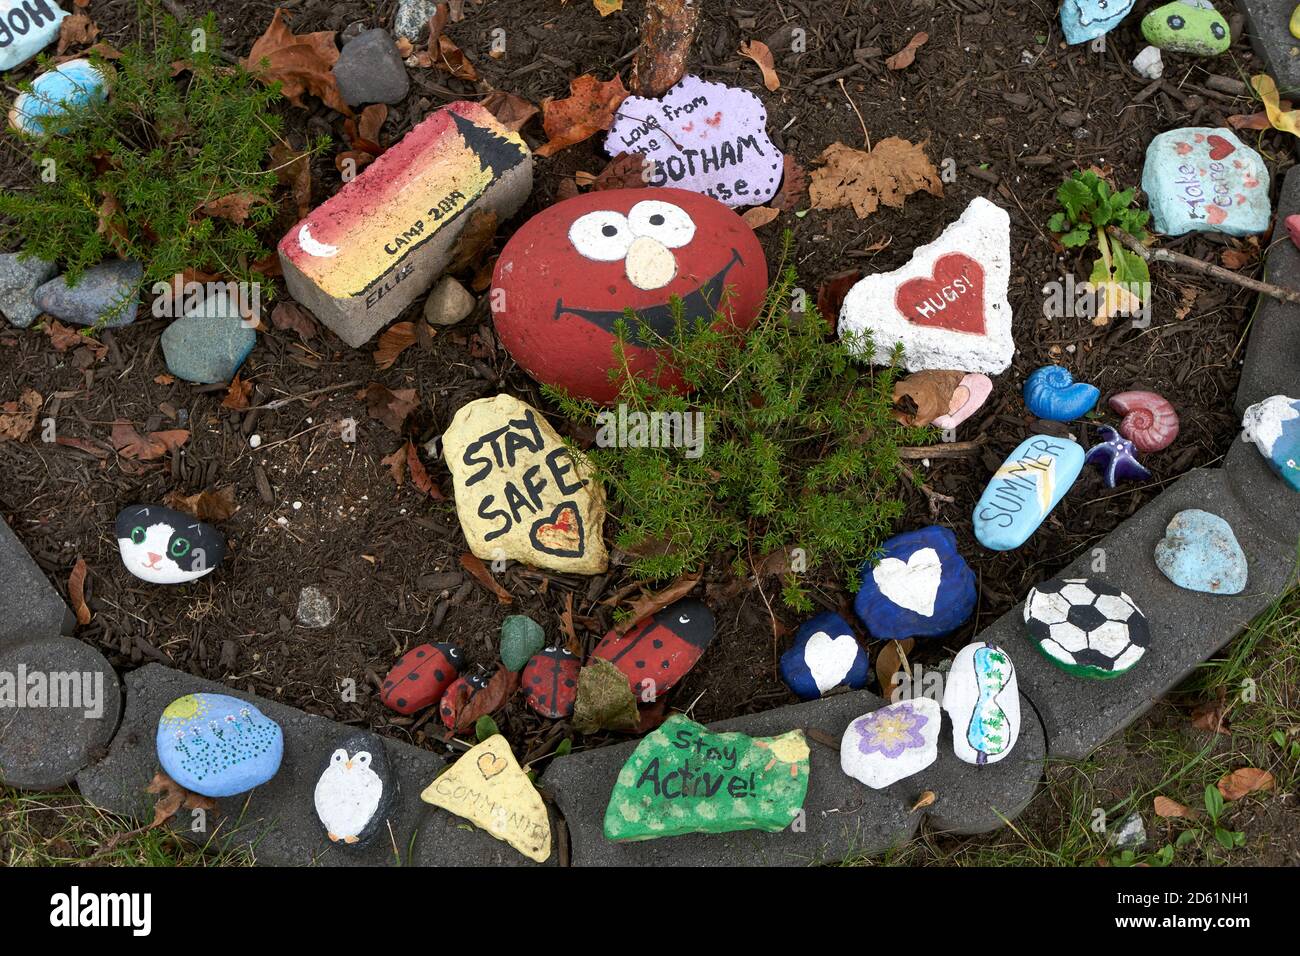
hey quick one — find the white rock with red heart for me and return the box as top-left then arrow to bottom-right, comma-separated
838,197 -> 1015,374
1142,127 -> 1270,237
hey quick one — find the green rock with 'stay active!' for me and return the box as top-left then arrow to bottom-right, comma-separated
603,714 -> 810,842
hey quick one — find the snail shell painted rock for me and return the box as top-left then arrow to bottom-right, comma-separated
1023,365 -> 1100,421
1109,390 -> 1179,453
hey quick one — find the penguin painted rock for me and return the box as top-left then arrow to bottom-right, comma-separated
115,504 -> 226,584
313,731 -> 394,846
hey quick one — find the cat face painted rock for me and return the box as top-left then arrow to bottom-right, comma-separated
115,505 -> 226,584
1060,0 -> 1137,45
941,642 -> 1020,765
1241,395 -> 1300,492
854,525 -> 977,641
778,611 -> 869,701
314,731 -> 395,847
490,187 -> 768,403
591,598 -> 715,701
1142,128 -> 1270,237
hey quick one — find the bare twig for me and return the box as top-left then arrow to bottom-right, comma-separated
1107,226 -> 1300,306
897,437 -> 985,459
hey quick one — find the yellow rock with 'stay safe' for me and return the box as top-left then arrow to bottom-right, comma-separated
1292,4 -> 1300,40
420,734 -> 552,863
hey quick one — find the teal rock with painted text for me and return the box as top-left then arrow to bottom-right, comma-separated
1142,128 -> 1270,237
973,435 -> 1084,551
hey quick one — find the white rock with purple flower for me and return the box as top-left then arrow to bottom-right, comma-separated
840,696 -> 941,789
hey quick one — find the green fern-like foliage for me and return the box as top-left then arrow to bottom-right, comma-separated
546,234 -> 931,612
0,3 -> 287,292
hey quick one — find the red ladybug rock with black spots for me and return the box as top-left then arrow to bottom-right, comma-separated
491,187 -> 768,403
592,598 -> 715,699
522,646 -> 581,719
380,642 -> 463,715
439,672 -> 491,730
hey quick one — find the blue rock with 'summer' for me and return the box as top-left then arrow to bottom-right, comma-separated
1142,128 -> 1270,237
1060,0 -> 1137,45
156,693 -> 283,797
973,435 -> 1085,551
854,525 -> 976,641
779,611 -> 868,701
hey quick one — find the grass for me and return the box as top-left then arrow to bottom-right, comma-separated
3,592 -> 1296,867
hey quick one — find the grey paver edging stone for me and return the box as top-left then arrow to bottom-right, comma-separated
1239,0 -> 1300,99
0,517 -> 75,648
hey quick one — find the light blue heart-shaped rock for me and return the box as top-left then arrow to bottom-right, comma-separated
1060,0 -> 1137,45
1142,128 -> 1270,237
973,435 -> 1084,551
1154,509 -> 1246,595
0,0 -> 68,71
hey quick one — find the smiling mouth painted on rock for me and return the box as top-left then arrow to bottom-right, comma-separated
553,248 -> 744,346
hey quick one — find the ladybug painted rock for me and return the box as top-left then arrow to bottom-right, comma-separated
439,672 -> 491,730
490,187 -> 768,403
522,646 -> 581,719
380,642 -> 463,715
592,598 -> 715,700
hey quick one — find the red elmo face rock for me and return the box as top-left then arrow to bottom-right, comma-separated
491,187 -> 768,403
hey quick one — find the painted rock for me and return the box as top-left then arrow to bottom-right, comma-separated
778,611 -> 869,701
1110,390 -> 1179,453
932,372 -> 993,431
592,597 -> 715,701
115,505 -> 225,585
1142,1 -> 1231,56
941,642 -> 1019,766
490,187 -> 768,403
500,614 -> 546,672
314,731 -> 395,846
604,74 -> 784,207
1240,395 -> 1300,491
1023,365 -> 1099,421
34,258 -> 142,327
443,394 -> 608,574
840,697 -> 941,789
439,672 -> 491,731
1142,128 -> 1269,237
156,693 -> 283,797
854,526 -> 976,641
603,714 -> 809,841
1085,425 -> 1152,488
9,58 -> 106,135
522,645 -> 581,718
1288,214 -> 1300,251
1060,0 -> 1137,45
160,292 -> 257,384
1154,509 -> 1247,595
973,435 -> 1084,551
379,641 -> 462,714
1024,578 -> 1150,679
278,101 -> 533,348
420,734 -> 551,862
0,0 -> 68,72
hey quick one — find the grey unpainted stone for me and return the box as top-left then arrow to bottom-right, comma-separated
77,664 -> 554,866
332,29 -> 410,107
0,637 -> 121,790
423,275 -> 476,326
1239,0 -> 1300,105
296,586 -> 336,628
0,516 -> 74,648
1238,164 -> 1300,412
393,0 -> 439,42
160,301 -> 257,384
34,259 -> 143,328
1110,811 -> 1147,849
0,252 -> 57,327
542,687 -> 1045,866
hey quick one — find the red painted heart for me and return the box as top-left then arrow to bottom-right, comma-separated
529,502 -> 585,558
1207,134 -> 1235,161
894,253 -> 987,335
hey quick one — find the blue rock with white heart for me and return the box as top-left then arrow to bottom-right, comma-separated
0,0 -> 68,71
8,58 -> 107,136
1023,365 -> 1099,421
1154,509 -> 1246,595
314,731 -> 395,847
779,611 -> 869,701
1085,425 -> 1152,487
973,435 -> 1085,551
1240,395 -> 1300,492
156,693 -> 283,797
1142,128 -> 1270,237
1060,0 -> 1137,45
1024,578 -> 1150,679
854,525 -> 976,641
941,642 -> 1019,765
115,505 -> 226,584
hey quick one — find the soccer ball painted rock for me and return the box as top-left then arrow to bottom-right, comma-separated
490,187 -> 768,403
1023,577 -> 1150,679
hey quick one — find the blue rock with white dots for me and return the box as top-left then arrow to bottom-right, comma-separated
779,611 -> 869,701
854,525 -> 977,641
156,693 -> 283,797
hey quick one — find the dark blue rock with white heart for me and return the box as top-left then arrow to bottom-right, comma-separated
854,525 -> 976,640
115,505 -> 226,584
313,731 -> 395,847
779,611 -> 869,700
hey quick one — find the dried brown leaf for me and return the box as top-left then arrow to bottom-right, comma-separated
244,9 -> 351,115
0,388 -> 42,441
162,486 -> 238,522
270,143 -> 313,219
892,370 -> 966,427
459,551 -> 514,604
373,321 -> 419,370
221,374 -> 253,411
356,382 -> 418,433
110,421 -> 190,461
612,572 -> 701,635
480,91 -> 539,132
739,39 -> 780,91
1217,768 -> 1275,801
770,154 -> 808,212
68,558 -> 92,626
57,13 -> 100,54
1153,795 -> 1199,820
449,668 -> 519,734
875,639 -> 915,696
810,137 -> 943,220
886,31 -> 929,70
536,74 -> 630,158
270,301 -> 318,342
742,205 -> 781,229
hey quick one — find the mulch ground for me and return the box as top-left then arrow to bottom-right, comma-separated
0,0 -> 1289,780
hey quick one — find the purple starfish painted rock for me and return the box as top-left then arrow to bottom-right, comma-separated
1085,425 -> 1151,488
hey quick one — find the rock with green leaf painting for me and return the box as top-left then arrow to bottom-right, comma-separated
603,714 -> 810,841
499,614 -> 545,672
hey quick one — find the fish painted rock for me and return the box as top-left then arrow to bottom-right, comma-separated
380,642 -> 462,715
1142,1 -> 1231,56
840,697 -> 941,789
1085,425 -> 1152,487
8,58 -> 107,136
592,598 -> 715,702
941,642 -> 1020,765
156,693 -> 283,797
1154,509 -> 1247,595
973,436 -> 1085,551
0,0 -> 68,71
522,645 -> 581,718
115,505 -> 225,585
314,731 -> 395,847
491,187 -> 767,403
778,611 -> 869,701
1060,0 -> 1137,45
1142,128 -> 1270,237
854,525 -> 976,641
1110,390 -> 1179,452
420,734 -> 551,863
1240,395 -> 1300,491
1024,578 -> 1150,679
1024,365 -> 1100,421
603,714 -> 809,841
